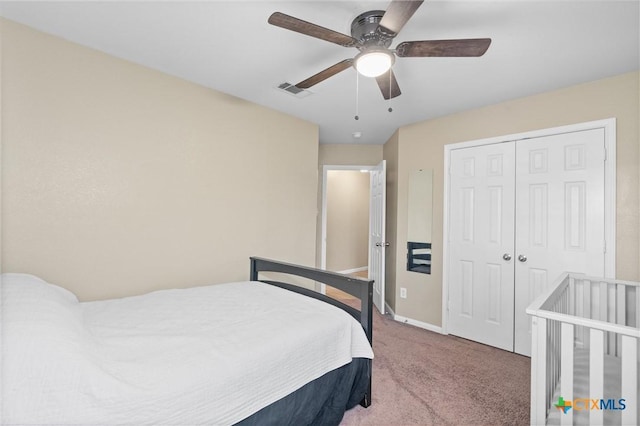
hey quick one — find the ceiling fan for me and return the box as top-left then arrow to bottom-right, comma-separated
268,0 -> 491,100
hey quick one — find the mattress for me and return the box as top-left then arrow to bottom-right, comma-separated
2,273 -> 373,425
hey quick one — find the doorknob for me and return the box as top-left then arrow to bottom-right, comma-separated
502,253 -> 512,261
518,254 -> 527,262
375,242 -> 390,247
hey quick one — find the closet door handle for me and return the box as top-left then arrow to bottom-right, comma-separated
518,254 -> 527,262
502,253 -> 512,261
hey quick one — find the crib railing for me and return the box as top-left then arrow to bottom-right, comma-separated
527,273 -> 640,426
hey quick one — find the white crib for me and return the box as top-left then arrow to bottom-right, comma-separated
527,273 -> 639,426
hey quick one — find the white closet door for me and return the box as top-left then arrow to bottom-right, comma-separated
369,160 -> 386,315
448,142 -> 516,351
513,128 -> 606,356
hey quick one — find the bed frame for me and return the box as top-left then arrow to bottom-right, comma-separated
249,256 -> 374,407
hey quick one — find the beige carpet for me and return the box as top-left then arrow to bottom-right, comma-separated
339,307 -> 531,425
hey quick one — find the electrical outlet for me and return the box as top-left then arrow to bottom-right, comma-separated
400,287 -> 407,299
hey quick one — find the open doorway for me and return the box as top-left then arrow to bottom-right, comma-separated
321,162 -> 387,314
321,165 -> 373,276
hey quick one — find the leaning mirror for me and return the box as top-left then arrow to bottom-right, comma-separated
407,169 -> 433,274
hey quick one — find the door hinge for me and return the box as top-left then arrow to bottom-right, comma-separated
604,147 -> 607,161
603,240 -> 607,253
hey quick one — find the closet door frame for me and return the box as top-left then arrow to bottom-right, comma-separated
442,118 -> 616,336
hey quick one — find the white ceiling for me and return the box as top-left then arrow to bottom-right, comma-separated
1,1 -> 638,145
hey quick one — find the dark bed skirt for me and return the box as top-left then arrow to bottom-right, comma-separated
236,358 -> 371,426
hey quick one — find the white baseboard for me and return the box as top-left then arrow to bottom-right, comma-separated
337,266 -> 368,275
384,302 -> 395,317
392,314 -> 444,334
382,302 -> 443,334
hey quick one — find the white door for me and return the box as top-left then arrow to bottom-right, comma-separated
513,128 -> 605,355
448,142 -> 516,351
448,128 -> 606,354
369,160 -> 386,314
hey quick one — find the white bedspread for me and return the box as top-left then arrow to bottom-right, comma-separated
2,273 -> 373,425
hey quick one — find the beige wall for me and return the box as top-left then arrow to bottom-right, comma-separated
1,19 -> 319,301
326,170 -> 370,271
318,144 -> 383,166
386,71 -> 640,326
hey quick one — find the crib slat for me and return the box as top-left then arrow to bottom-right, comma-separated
616,284 -> 626,326
636,285 -> 640,329
569,278 -> 576,316
561,323 -> 574,426
621,335 -> 637,426
637,287 -> 640,368
607,283 -> 617,355
598,281 -> 607,321
554,321 -> 560,398
530,316 -> 548,426
574,279 -> 585,347
584,278 -> 592,319
589,329 -> 604,425
616,284 -> 626,355
597,282 -> 607,355
637,287 -> 640,365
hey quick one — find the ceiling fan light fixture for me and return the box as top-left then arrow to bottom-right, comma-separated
355,50 -> 394,77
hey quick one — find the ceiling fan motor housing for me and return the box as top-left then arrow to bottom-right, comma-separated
351,10 -> 393,49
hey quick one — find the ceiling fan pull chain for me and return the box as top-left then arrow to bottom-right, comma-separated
388,71 -> 393,112
354,71 -> 360,120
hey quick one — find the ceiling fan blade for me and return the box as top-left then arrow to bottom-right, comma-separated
268,12 -> 359,48
295,59 -> 354,89
396,38 -> 492,57
375,69 -> 401,100
377,0 -> 424,37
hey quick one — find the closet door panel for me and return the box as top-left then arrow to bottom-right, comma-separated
513,128 -> 606,356
448,142 -> 516,351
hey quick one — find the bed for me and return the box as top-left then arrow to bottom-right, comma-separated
1,257 -> 374,425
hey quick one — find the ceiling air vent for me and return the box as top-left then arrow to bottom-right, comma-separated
277,82 -> 313,98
